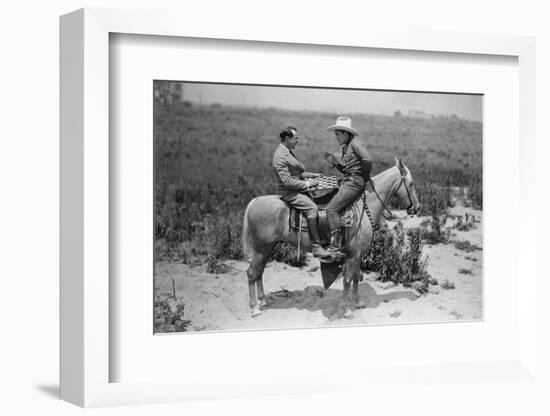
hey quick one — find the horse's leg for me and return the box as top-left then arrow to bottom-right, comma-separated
247,252 -> 264,317
352,270 -> 366,309
353,238 -> 372,309
341,255 -> 362,319
340,262 -> 353,319
341,280 -> 352,319
255,255 -> 270,308
247,251 -> 271,317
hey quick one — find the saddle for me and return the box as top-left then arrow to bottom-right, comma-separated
286,186 -> 360,245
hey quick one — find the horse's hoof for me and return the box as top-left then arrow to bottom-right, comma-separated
354,300 -> 366,309
259,298 -> 268,308
251,307 -> 262,318
343,309 -> 354,319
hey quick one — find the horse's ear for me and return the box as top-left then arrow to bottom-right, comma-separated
394,156 -> 405,174
399,159 -> 405,171
394,155 -> 400,166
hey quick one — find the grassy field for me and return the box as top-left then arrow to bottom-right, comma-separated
154,100 -> 482,264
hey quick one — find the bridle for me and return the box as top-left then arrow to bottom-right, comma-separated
346,168 -> 417,264
368,169 -> 415,221
346,170 -> 415,264
396,171 -> 415,214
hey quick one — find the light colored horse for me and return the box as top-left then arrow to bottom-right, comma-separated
242,157 -> 421,318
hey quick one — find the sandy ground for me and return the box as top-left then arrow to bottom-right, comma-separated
155,206 -> 483,333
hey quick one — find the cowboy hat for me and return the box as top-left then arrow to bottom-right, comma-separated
326,116 -> 359,136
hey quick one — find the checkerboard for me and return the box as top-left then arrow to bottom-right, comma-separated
313,175 -> 339,190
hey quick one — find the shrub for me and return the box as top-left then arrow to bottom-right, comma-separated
454,214 -> 476,232
270,242 -> 307,267
454,240 -> 482,252
211,221 -> 244,260
362,222 -> 431,291
469,175 -> 483,209
413,208 -> 450,245
420,184 -> 452,244
418,182 -> 451,217
440,279 -> 455,290
154,298 -> 191,333
206,255 -> 231,274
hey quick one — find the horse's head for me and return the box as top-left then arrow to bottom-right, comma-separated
393,156 -> 421,216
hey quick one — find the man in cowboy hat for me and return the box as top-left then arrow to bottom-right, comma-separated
272,126 -> 331,258
324,116 -> 373,258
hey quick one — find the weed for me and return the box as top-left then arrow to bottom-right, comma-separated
389,310 -> 402,318
454,214 -> 476,231
154,297 -> 191,333
206,256 -> 231,274
412,213 -> 450,245
454,240 -> 482,252
270,242 -> 307,267
440,279 -> 456,290
469,176 -> 483,209
362,223 -> 431,291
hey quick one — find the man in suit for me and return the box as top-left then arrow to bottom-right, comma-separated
272,126 -> 330,258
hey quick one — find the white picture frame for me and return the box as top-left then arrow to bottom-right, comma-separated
60,8 -> 537,408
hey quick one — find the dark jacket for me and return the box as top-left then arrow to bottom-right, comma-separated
340,138 -> 373,181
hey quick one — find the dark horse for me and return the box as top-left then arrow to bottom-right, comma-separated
242,157 -> 420,319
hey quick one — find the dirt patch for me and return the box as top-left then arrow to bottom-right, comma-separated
154,206 -> 483,333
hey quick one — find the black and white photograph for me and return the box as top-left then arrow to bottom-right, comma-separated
153,81 -> 483,333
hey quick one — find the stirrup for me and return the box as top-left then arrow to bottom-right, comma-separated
320,249 -> 345,263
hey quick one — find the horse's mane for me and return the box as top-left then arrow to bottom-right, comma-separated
371,165 -> 399,181
365,165 -> 399,193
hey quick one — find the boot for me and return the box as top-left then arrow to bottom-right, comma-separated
307,218 -> 331,258
312,243 -> 331,258
327,230 -> 343,255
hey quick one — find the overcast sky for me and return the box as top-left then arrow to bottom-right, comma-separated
180,82 -> 482,121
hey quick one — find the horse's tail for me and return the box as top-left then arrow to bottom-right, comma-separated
242,198 -> 255,259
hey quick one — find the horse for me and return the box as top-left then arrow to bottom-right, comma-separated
242,157 -> 421,319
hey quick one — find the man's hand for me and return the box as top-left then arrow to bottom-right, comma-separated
323,152 -> 340,167
324,152 -> 345,172
303,172 -> 322,179
305,179 -> 319,189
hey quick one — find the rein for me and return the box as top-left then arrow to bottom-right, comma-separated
352,171 -> 413,239
346,168 -> 415,252
368,172 -> 414,221
369,178 -> 396,220
362,192 -> 379,233
349,173 -> 413,263
349,189 -> 379,244
346,192 -> 378,265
